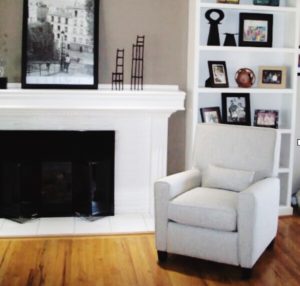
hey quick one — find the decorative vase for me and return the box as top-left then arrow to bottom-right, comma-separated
235,68 -> 256,88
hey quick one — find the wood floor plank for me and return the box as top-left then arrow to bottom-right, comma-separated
0,216 -> 299,286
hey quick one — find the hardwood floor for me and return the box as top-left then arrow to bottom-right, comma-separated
0,216 -> 299,286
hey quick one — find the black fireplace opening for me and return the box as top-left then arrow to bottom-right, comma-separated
0,131 -> 115,220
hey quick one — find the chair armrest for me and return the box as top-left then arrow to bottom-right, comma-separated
238,177 -> 280,268
154,169 -> 201,251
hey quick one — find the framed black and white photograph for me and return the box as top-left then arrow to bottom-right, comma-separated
258,66 -> 286,88
208,61 -> 229,88
254,109 -> 278,128
239,13 -> 273,47
200,107 -> 222,123
222,93 -> 251,125
21,0 -> 99,89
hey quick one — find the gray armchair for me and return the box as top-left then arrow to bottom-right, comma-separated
155,124 -> 280,278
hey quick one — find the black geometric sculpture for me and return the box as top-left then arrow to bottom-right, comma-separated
205,9 -> 225,46
112,49 -> 125,90
224,33 -> 238,46
131,35 -> 145,90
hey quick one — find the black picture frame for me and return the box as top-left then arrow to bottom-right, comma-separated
239,13 -> 273,48
200,107 -> 222,123
254,109 -> 278,128
253,0 -> 279,6
221,93 -> 251,125
298,50 -> 300,76
208,61 -> 229,88
21,0 -> 99,89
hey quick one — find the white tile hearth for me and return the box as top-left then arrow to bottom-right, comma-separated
0,214 -> 154,237
38,217 -> 75,236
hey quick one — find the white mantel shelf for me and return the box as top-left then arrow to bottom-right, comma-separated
0,84 -> 185,215
0,84 -> 185,112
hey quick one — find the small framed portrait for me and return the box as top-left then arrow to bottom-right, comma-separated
208,61 -> 229,88
258,66 -> 287,88
222,93 -> 251,125
217,0 -> 240,3
254,109 -> 279,128
253,0 -> 279,6
239,13 -> 273,47
200,107 -> 222,123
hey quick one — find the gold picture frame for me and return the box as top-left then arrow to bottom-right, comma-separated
258,66 -> 287,89
217,0 -> 240,3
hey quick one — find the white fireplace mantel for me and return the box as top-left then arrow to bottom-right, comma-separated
0,84 -> 184,112
0,84 -> 185,214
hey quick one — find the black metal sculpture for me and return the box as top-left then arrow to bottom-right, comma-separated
131,35 -> 145,90
205,9 -> 225,46
112,49 -> 125,90
223,33 -> 238,46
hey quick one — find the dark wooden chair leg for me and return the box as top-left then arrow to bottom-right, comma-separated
157,251 -> 168,263
241,267 -> 252,279
267,238 -> 276,250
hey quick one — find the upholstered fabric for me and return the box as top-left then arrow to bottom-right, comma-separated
154,169 -> 201,251
154,124 -> 280,269
167,222 -> 239,266
202,164 -> 255,192
168,187 -> 238,231
192,124 -> 280,182
238,177 -> 280,268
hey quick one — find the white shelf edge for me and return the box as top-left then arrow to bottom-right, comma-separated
279,205 -> 293,216
279,167 -> 290,173
199,46 -> 296,54
197,87 -> 294,94
199,3 -> 297,13
277,129 -> 292,135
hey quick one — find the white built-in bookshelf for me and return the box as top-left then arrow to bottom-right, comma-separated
186,0 -> 300,216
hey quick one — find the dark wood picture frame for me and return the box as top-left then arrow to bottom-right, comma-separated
298,50 -> 300,76
253,0 -> 279,6
239,13 -> 273,48
222,93 -> 251,125
21,0 -> 99,89
200,107 -> 222,123
254,109 -> 278,128
208,61 -> 229,88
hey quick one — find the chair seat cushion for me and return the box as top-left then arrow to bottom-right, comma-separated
168,187 -> 238,232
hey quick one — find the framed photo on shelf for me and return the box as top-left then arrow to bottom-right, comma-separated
258,66 -> 287,88
239,13 -> 273,47
208,61 -> 229,88
21,0 -> 99,89
217,0 -> 240,3
200,107 -> 222,123
298,52 -> 300,76
254,109 -> 279,128
253,0 -> 279,6
221,93 -> 251,125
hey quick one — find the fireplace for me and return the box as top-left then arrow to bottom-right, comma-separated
0,85 -> 185,216
0,131 -> 115,220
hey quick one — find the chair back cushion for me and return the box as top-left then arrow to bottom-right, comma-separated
192,124 -> 280,181
202,164 -> 255,192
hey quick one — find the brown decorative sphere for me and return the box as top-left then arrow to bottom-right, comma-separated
235,68 -> 256,88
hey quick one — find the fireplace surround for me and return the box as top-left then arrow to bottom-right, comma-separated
0,84 -> 185,216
